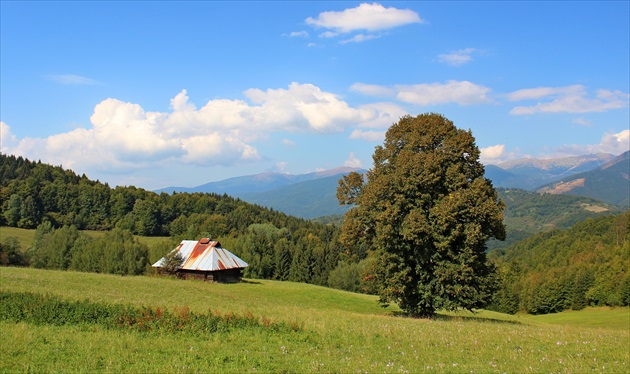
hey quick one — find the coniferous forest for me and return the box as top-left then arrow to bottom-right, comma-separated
1,153 -> 628,314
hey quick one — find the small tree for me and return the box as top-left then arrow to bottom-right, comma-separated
337,113 -> 505,317
162,250 -> 183,275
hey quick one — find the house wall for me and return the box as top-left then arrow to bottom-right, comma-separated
176,268 -> 244,283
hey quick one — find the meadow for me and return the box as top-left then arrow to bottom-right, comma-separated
1,267 -> 628,373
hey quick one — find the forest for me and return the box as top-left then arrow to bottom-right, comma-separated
0,154 -> 341,285
489,212 -> 629,314
1,153 -> 628,314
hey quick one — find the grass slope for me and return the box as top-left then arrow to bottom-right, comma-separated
1,267 -> 628,373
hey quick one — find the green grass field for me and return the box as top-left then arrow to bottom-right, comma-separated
1,267 -> 628,373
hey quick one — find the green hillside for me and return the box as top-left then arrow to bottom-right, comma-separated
489,211 -> 629,314
1,267 -> 628,373
486,188 -> 622,250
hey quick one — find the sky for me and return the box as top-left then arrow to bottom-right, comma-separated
1,1 -> 629,190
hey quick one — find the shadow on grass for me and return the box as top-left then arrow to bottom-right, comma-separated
387,310 -> 522,325
238,279 -> 262,285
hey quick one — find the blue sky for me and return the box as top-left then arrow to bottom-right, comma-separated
1,1 -> 628,190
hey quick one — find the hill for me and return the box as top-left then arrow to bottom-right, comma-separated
1,267 -> 628,373
489,211 -> 629,315
486,188 -> 624,250
0,154 -> 343,287
240,173 -> 355,219
537,151 -> 629,206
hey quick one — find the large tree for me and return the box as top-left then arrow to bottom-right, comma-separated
337,113 -> 506,317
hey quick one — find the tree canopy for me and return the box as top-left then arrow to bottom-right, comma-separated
337,113 -> 505,317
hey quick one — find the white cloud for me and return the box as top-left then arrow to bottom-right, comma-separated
306,3 -> 423,32
509,85 -> 629,114
352,80 -> 492,106
340,33 -> 380,44
356,102 -> 407,128
350,129 -> 385,142
479,144 -> 505,164
553,129 -> 630,157
396,81 -> 492,106
276,161 -> 288,172
350,83 -> 394,97
319,31 -> 339,38
437,48 -> 476,66
46,74 -> 101,85
344,152 -> 364,168
573,117 -> 592,127
0,121 -> 18,151
2,83 -> 402,174
289,31 -> 309,38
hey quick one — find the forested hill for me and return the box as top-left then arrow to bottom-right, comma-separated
0,154 -> 342,285
486,188 -> 624,250
489,211 -> 629,314
0,154 -> 325,235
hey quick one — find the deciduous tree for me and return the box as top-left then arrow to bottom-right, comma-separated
337,113 -> 505,317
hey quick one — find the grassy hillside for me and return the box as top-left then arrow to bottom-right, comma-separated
1,267 -> 628,373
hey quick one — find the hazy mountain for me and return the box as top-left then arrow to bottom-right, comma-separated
537,151 -> 629,206
241,174 -> 357,219
155,166 -> 362,196
484,153 -> 617,190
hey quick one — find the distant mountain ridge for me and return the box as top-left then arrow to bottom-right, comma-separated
154,152 -> 627,219
155,166 -> 362,195
537,151 -> 629,206
485,153 -> 617,190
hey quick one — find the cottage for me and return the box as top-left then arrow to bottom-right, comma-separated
152,238 -> 248,283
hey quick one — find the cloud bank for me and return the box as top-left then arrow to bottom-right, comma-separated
0,83 -> 400,174
508,85 -> 629,114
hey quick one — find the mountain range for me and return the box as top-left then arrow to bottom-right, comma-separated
484,153 -> 618,190
537,151 -> 629,206
156,152 -> 628,219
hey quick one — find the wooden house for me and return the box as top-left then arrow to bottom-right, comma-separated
152,238 -> 248,282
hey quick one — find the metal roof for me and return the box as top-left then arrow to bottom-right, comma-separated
152,238 -> 248,271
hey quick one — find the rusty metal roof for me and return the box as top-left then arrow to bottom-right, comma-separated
152,238 -> 248,271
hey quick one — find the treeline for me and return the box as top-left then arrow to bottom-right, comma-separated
0,154 -> 340,285
488,211 -> 630,314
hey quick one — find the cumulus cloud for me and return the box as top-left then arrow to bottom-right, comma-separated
437,48 -> 476,66
46,74 -> 101,85
544,129 -> 629,158
2,83 -> 402,174
344,152 -> 364,168
352,80 -> 492,106
479,144 -> 506,164
508,85 -> 629,115
0,121 -> 18,151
